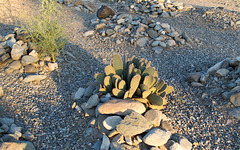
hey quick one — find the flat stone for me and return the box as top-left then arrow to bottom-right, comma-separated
182,32 -> 193,43
167,40 -> 176,47
151,41 -> 160,47
143,128 -> 171,146
97,5 -> 115,19
0,53 -> 10,63
28,50 -> 38,59
229,107 -> 240,120
6,38 -> 16,48
23,75 -> 47,82
95,23 -> 106,30
47,62 -> 58,71
160,12 -> 170,18
24,65 -> 38,73
161,23 -> 170,29
11,43 -> 26,60
2,134 -> 19,142
5,68 -> 14,74
137,37 -> 150,47
116,111 -> 152,136
112,134 -> 124,143
8,124 -> 22,134
81,103 -> 96,117
147,29 -> 158,39
101,134 -> 110,150
22,131 -> 34,141
230,92 -> 240,107
216,68 -> 229,77
207,59 -> 230,75
0,141 -> 36,150
170,143 -> 184,150
0,117 -> 14,126
0,48 -> 6,55
152,46 -> 163,54
186,72 -> 201,82
103,116 -> 122,130
8,61 -> 22,70
160,121 -> 176,133
83,30 -> 95,37
85,94 -> 100,109
144,109 -> 162,127
21,55 -> 38,66
179,138 -> 192,150
74,87 -> 86,100
106,29 -> 115,36
84,86 -> 95,97
92,141 -> 102,150
98,99 -> 146,116
191,82 -> 203,87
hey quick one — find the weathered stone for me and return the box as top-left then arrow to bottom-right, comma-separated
147,29 -> 158,39
216,68 -> 229,77
83,30 -> 95,37
151,41 -> 160,47
2,134 -> 19,142
8,61 -> 22,70
143,128 -> 171,146
230,93 -> 240,107
74,87 -> 85,100
11,43 -> 26,60
144,109 -> 162,127
95,23 -> 106,30
170,143 -> 184,150
0,53 -> 10,63
0,117 -> 14,126
116,111 -> 152,136
161,23 -> 170,29
179,138 -> 192,150
182,32 -> 193,43
191,82 -> 204,87
0,86 -> 3,97
207,59 -> 230,75
106,29 -> 115,36
85,94 -> 100,109
23,75 -> 47,82
6,38 -> 16,48
112,134 -> 125,143
229,107 -> 240,120
160,12 -> 170,18
137,37 -> 150,47
160,121 -> 176,133
24,65 -> 38,73
0,48 -> 6,55
98,99 -> 146,116
167,39 -> 176,47
8,124 -> 22,134
22,131 -> 34,141
21,55 -> 38,66
0,141 -> 36,150
101,134 -> 110,150
103,116 -> 122,130
152,46 -> 163,54
186,72 -> 201,82
81,103 -> 96,117
97,5 -> 115,19
47,62 -> 58,71
5,68 -> 14,74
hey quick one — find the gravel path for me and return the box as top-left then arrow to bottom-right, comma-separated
0,0 -> 239,149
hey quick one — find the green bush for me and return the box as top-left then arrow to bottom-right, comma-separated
20,0 -> 67,62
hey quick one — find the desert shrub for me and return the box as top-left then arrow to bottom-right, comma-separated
20,0 -> 67,62
95,54 -> 174,110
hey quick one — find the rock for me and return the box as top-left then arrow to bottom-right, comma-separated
0,141 -> 36,150
6,38 -> 16,48
0,86 -> 3,97
73,0 -> 82,6
0,53 -> 10,63
147,29 -> 158,39
0,118 -> 14,126
11,43 -> 26,60
83,30 -> 95,37
143,128 -> 171,146
2,134 -> 19,142
103,116 -> 122,130
8,61 -> 22,70
47,62 -> 58,71
186,72 -> 201,82
21,55 -> 38,66
24,65 -> 38,73
170,143 -> 184,150
167,40 -> 176,47
28,50 -> 38,59
8,124 -> 22,134
92,141 -> 102,150
161,23 -> 170,29
85,127 -> 99,137
84,86 -> 95,97
81,103 -> 96,117
0,48 -> 6,55
98,114 -> 111,134
116,111 -> 152,136
74,87 -> 86,100
144,109 -> 162,127
151,41 -> 160,47
88,117 -> 97,127
230,93 -> 240,107
229,107 -> 240,120
23,75 -> 47,82
179,138 -> 192,150
160,121 -> 175,133
150,147 -> 161,150
125,135 -> 132,145
85,94 -> 100,109
137,37 -> 150,47
160,12 -> 170,18
152,46 -> 163,54
100,134 -> 110,150
112,134 -> 124,143
95,23 -> 106,30
98,99 -> 146,116
182,32 -> 193,43
106,29 -> 115,36
1,124 -> 9,132
110,142 -> 122,150
216,68 -> 229,77
207,59 -> 230,75
97,5 -> 115,19
5,68 -> 14,74
191,82 -> 204,87
22,131 -> 34,141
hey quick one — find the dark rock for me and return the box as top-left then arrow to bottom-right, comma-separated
97,5 -> 115,19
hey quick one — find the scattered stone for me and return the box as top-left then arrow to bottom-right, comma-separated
24,65 -> 38,73
160,12 -> 170,18
0,86 -> 3,97
100,134 -> 110,150
186,72 -> 201,82
0,118 -> 14,126
84,86 -> 96,97
167,39 -> 176,47
95,23 -> 106,30
147,29 -> 158,39
21,55 -> 38,66
103,116 -> 122,130
207,59 -> 230,75
191,82 -> 204,87
22,131 -> 34,141
179,138 -> 192,150
0,141 -> 36,150
144,109 -> 162,127
216,68 -> 229,77
8,61 -> 22,70
143,128 -> 171,146
116,111 -> 152,136
74,87 -> 86,100
170,142 -> 183,150
229,107 -> 240,120
160,121 -> 175,133
0,53 -> 10,63
137,37 -> 150,47
97,5 -> 115,19
83,30 -> 95,37
23,75 -> 47,83
98,99 -> 146,116
152,46 -> 163,54
28,50 -> 38,59
230,93 -> 240,107
92,141 -> 102,150
47,62 -> 58,71
11,43 -> 26,60
85,94 -> 100,109
2,134 -> 19,142
81,103 -> 96,117
112,134 -> 124,143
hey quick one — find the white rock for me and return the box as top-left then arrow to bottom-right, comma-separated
23,75 -> 47,83
143,128 -> 171,146
11,43 -> 26,60
21,55 -> 38,66
48,62 -> 58,71
84,30 -> 95,37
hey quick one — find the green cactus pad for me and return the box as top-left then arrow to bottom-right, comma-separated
159,91 -> 166,98
147,94 -> 163,106
127,63 -> 135,87
142,90 -> 151,98
104,76 -> 112,91
140,84 -> 149,92
131,56 -> 139,67
99,85 -> 108,94
112,88 -> 125,98
155,80 -> 165,93
105,65 -> 116,76
158,84 -> 167,93
124,91 -> 129,99
118,80 -> 126,91
132,98 -> 150,106
143,75 -> 155,88
113,54 -> 123,76
165,86 -> 174,95
142,67 -> 155,78
136,88 -> 142,96
94,73 -> 106,85
112,75 -> 121,87
146,61 -> 151,68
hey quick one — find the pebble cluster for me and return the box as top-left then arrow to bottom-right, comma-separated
0,29 -> 58,83
66,0 -> 95,13
187,56 -> 240,120
84,10 -> 193,53
0,117 -> 36,150
117,0 -> 193,18
72,83 -> 193,150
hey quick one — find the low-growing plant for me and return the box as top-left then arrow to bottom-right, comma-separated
19,0 -> 67,62
95,54 -> 174,110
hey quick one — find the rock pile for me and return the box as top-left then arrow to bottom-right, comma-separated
187,56 -> 240,120
0,28 -> 58,83
85,11 -> 193,53
72,83 -> 192,150
118,0 -> 193,18
0,117 -> 36,150
65,0 -> 95,13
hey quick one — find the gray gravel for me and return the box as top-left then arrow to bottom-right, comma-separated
0,0 -> 240,149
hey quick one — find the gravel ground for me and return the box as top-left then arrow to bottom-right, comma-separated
0,0 -> 240,149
